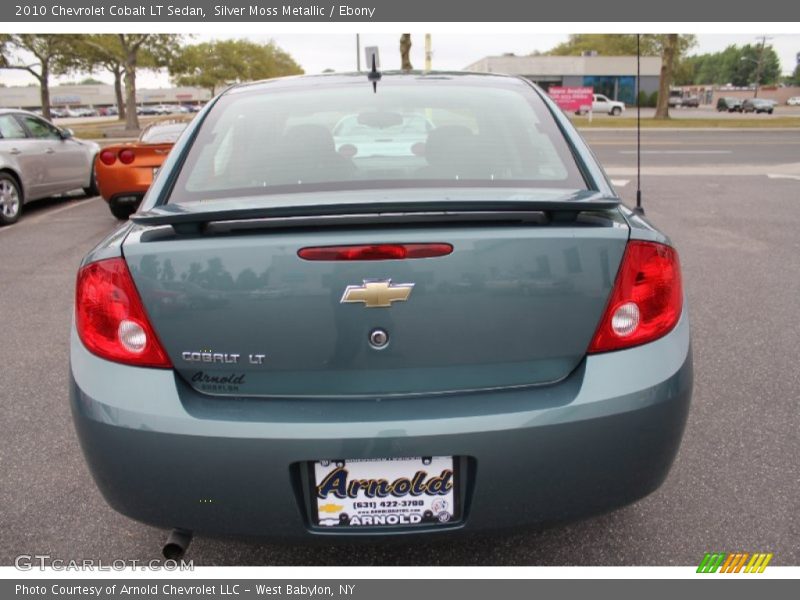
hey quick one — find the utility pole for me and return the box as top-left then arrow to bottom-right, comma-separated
753,35 -> 772,98
356,34 -> 361,72
425,34 -> 432,71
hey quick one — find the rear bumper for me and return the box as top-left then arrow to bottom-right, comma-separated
96,167 -> 152,204
70,311 -> 692,539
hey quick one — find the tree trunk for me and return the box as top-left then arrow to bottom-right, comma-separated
39,65 -> 51,121
654,34 -> 678,120
400,34 -> 412,71
124,51 -> 139,130
113,67 -> 126,121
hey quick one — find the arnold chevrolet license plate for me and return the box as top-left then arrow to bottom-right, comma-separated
312,457 -> 458,528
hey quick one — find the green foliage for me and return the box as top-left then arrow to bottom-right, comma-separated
168,39 -> 303,94
547,34 -> 696,58
0,34 -> 85,118
0,34 -> 82,78
70,35 -> 127,79
678,44 -> 782,86
0,34 -> 9,68
636,90 -> 658,108
78,77 -> 104,85
75,34 -> 183,129
788,63 -> 800,86
77,34 -> 182,70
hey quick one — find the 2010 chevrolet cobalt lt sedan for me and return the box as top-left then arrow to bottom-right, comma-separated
70,72 -> 692,549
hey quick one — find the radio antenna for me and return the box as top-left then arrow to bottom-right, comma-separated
367,54 -> 381,93
634,33 -> 644,215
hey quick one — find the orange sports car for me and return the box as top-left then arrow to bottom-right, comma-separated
95,119 -> 188,219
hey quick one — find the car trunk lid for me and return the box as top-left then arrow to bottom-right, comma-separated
124,190 -> 628,397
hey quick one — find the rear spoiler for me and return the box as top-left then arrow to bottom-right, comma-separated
131,193 -> 621,234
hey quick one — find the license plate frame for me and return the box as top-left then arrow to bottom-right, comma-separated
307,456 -> 462,529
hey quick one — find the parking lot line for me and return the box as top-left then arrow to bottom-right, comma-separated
767,174 -> 800,180
0,196 -> 100,235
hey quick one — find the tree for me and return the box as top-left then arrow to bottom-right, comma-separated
738,43 -> 781,88
548,34 -> 695,58
549,34 -> 654,56
169,39 -> 303,96
654,34 -> 679,119
71,35 -> 130,121
80,34 -> 182,130
789,63 -> 800,86
55,77 -> 108,86
675,44 -> 782,86
400,34 -> 412,71
0,34 -> 80,119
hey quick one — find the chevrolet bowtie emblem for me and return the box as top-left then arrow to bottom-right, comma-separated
340,279 -> 415,308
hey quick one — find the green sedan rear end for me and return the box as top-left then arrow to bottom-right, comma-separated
69,72 -> 692,549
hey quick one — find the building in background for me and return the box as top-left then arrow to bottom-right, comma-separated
465,54 -> 662,104
0,83 -> 211,111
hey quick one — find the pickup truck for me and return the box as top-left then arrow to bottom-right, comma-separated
575,94 -> 625,116
591,94 -> 625,115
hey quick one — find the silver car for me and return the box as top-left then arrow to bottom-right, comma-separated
0,109 -> 99,225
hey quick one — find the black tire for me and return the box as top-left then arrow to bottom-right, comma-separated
83,157 -> 99,197
611,106 -> 622,116
109,197 -> 137,220
0,172 -> 23,226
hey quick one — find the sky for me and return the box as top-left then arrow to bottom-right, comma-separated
1,33 -> 798,88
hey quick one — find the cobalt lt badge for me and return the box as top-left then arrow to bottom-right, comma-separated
340,279 -> 414,308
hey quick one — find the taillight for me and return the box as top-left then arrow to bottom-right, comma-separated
588,241 -> 683,353
99,149 -> 116,166
118,149 -> 135,164
75,258 -> 171,368
298,243 -> 453,261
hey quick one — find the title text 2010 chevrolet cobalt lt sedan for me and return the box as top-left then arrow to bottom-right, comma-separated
70,72 -> 692,553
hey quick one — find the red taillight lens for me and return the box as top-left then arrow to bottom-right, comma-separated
588,241 -> 683,353
298,243 -> 453,261
118,149 -> 135,164
75,258 -> 171,368
99,149 -> 117,166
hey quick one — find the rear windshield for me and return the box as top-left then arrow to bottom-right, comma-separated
169,77 -> 586,203
140,123 -> 187,144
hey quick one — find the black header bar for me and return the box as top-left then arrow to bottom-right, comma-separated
3,0 -> 796,22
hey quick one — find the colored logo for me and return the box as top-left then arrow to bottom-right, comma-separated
697,552 -> 773,573
318,503 -> 344,514
340,280 -> 414,308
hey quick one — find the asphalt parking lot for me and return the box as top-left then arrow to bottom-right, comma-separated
0,129 -> 798,566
